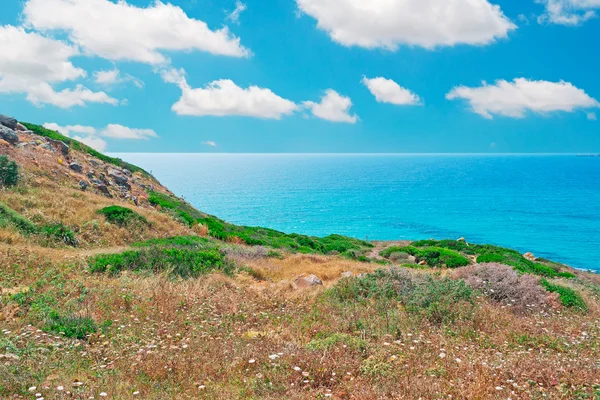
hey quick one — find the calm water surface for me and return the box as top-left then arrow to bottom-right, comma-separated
116,154 -> 600,272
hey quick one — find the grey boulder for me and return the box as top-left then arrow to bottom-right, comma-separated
69,162 -> 83,174
0,115 -> 18,130
0,126 -> 19,145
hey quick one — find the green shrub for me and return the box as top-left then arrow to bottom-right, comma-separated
0,202 -> 38,235
42,223 -> 78,247
381,245 -> 469,268
89,247 -> 233,278
148,191 -> 205,226
132,235 -> 212,248
97,205 -> 148,227
540,280 -> 587,311
0,155 -> 19,188
44,310 -> 97,340
22,122 -> 149,175
306,333 -> 368,352
329,268 -> 474,325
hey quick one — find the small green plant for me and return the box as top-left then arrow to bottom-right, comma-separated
0,202 -> 37,235
43,310 -> 97,340
97,205 -> 148,227
540,280 -> 587,311
42,223 -> 78,247
0,155 -> 19,188
306,333 -> 368,352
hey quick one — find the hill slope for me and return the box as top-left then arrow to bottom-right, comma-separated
1,114 -> 599,399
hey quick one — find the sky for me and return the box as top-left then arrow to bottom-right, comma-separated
0,0 -> 599,153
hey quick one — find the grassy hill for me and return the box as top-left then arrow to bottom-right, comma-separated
1,116 -> 599,399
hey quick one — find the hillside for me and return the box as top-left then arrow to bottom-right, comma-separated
1,114 -> 599,399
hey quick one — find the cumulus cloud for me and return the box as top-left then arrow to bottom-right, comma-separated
362,77 -> 421,106
93,68 -> 144,88
227,1 -> 247,24
303,90 -> 358,123
161,70 -> 297,119
23,0 -> 250,65
296,0 -> 516,50
0,25 -> 118,108
73,135 -> 107,152
202,141 -> 217,147
99,124 -> 157,140
537,0 -> 600,25
43,122 -> 97,137
446,78 -> 600,119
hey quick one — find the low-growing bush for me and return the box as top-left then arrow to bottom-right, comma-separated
44,310 -> 97,340
89,247 -> 233,278
380,246 -> 469,268
0,155 -> 19,188
42,223 -> 78,247
0,202 -> 37,235
456,263 -> 550,311
306,333 -> 368,352
329,268 -> 474,325
540,279 -> 587,311
97,205 -> 148,227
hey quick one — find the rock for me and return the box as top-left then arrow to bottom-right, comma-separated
16,123 -> 27,132
89,159 -> 104,168
418,260 -> 428,266
407,255 -> 417,264
0,126 -> 19,145
341,271 -> 353,278
0,115 -> 18,130
457,237 -> 466,242
48,139 -> 69,156
107,167 -> 128,186
523,252 -> 537,262
69,162 -> 83,174
79,180 -> 89,191
94,183 -> 112,198
39,143 -> 55,152
293,274 -> 323,289
132,196 -> 139,206
87,171 -> 95,180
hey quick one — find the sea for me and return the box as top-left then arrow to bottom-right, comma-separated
115,154 -> 600,272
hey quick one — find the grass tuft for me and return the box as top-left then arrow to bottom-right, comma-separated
97,205 -> 148,227
540,279 -> 587,311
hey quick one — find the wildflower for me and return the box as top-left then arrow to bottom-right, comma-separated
198,385 -> 205,390
100,393 -> 107,397
269,354 -> 279,360
293,366 -> 301,371
57,386 -> 64,391
302,371 -> 310,377
455,358 -> 462,363
132,392 -> 139,395
29,387 -> 37,392
249,359 -> 255,364
439,353 -> 446,359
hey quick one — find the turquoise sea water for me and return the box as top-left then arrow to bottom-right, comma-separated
117,154 -> 600,272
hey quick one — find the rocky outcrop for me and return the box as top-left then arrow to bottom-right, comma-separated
79,180 -> 89,191
524,252 -> 537,262
107,167 -> 128,186
0,126 -> 19,145
293,274 -> 323,289
0,114 -> 18,130
69,162 -> 83,174
48,138 -> 69,156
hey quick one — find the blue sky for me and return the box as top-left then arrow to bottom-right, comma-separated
0,0 -> 599,153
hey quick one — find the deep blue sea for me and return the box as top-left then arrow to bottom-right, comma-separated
116,154 -> 600,272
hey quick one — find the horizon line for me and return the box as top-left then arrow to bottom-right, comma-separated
109,152 -> 599,156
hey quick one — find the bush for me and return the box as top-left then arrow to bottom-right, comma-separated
42,223 -> 78,247
97,205 -> 148,227
329,268 -> 474,325
456,263 -> 550,311
381,245 -> 469,268
540,280 -> 587,311
0,155 -> 19,188
89,247 -> 233,278
0,202 -> 38,235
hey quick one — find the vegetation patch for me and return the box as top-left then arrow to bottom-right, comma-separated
380,245 -> 469,268
41,223 -> 78,247
89,247 -> 233,278
412,240 -> 575,279
540,279 -> 587,311
306,333 -> 368,352
0,155 -> 19,188
0,202 -> 38,235
329,268 -> 474,325
22,122 -> 149,175
97,205 -> 148,227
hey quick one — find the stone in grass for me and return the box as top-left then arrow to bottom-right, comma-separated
0,126 -> 19,145
0,114 -> 18,130
294,274 -> 323,289
69,162 -> 83,174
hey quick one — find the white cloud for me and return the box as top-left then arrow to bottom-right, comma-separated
588,112 -> 598,121
23,0 -> 250,65
303,89 -> 358,123
99,124 -> 157,140
202,141 -> 217,147
73,135 -> 107,152
446,78 -> 600,119
537,0 -> 600,25
43,122 -> 97,137
162,70 -> 297,119
93,68 -> 144,88
296,0 -> 516,50
227,1 -> 247,24
0,25 -> 118,108
362,77 -> 421,106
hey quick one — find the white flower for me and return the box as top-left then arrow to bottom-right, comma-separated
293,366 -> 301,371
439,353 -> 446,359
29,387 -> 37,392
268,354 -> 279,360
249,359 -> 255,364
100,393 -> 107,397
455,358 -> 462,363
57,386 -> 64,391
